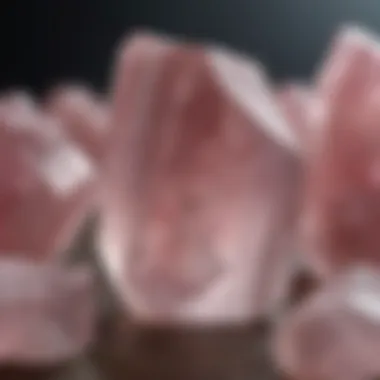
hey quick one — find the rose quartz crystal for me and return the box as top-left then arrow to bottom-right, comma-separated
0,260 -> 94,364
0,91 -> 97,363
45,85 -> 109,162
98,32 -> 301,324
0,91 -> 96,259
301,25 -> 380,277
273,266 -> 380,380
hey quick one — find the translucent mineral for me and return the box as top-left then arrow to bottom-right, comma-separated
98,31 -> 301,324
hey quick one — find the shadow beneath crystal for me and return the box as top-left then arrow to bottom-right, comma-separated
94,315 -> 279,380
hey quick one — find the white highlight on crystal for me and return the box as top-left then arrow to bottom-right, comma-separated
346,266 -> 380,323
349,292 -> 380,322
39,144 -> 94,197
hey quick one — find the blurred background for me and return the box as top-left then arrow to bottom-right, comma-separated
2,0 -> 380,93
0,1 -> 377,379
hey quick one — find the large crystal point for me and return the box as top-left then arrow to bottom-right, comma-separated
98,31 -> 301,324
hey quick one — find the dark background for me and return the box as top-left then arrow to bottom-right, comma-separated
1,0 -> 380,95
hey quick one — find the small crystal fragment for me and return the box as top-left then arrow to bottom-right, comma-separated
273,266 -> 380,380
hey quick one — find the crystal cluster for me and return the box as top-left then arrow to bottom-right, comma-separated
2,22 -> 380,378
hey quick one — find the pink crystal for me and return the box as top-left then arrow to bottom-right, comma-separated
273,266 -> 380,380
45,85 -> 109,162
301,26 -> 380,277
0,259 -> 94,364
0,91 -> 96,259
98,32 -> 301,324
